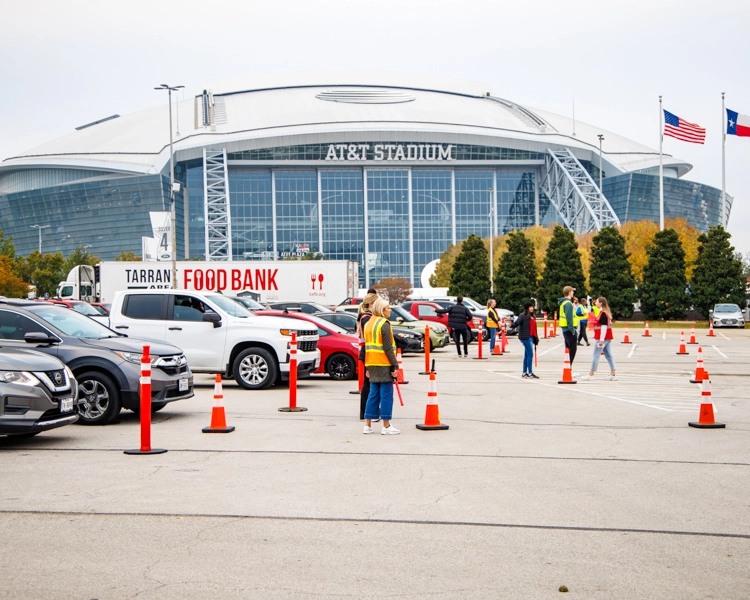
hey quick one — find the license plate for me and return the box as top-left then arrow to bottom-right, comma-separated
179,378 -> 189,392
60,397 -> 74,413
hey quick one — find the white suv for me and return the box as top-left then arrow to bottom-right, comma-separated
108,290 -> 319,390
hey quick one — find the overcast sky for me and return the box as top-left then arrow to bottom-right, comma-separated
2,0 -> 748,257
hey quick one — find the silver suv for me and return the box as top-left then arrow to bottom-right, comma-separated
710,304 -> 746,328
0,348 -> 78,437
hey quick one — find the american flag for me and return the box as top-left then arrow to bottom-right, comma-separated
663,110 -> 706,144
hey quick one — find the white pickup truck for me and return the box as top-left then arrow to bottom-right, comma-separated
107,289 -> 319,390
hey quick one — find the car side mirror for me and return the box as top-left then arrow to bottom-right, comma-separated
203,313 -> 222,328
396,317 -> 404,323
24,331 -> 60,345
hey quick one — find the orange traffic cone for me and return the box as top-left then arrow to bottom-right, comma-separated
558,347 -> 577,384
707,321 -> 715,337
643,321 -> 651,337
493,330 -> 502,355
621,324 -> 632,344
689,346 -> 709,383
416,371 -> 449,430
202,374 -> 235,433
396,348 -> 408,384
688,379 -> 725,428
676,331 -> 689,355
501,319 -> 509,352
688,324 -> 697,345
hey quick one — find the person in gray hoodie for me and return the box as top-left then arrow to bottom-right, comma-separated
558,285 -> 578,370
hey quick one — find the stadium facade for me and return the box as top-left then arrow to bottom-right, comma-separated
0,72 -> 733,287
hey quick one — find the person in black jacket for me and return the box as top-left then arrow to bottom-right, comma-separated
437,296 -> 473,357
513,301 -> 539,378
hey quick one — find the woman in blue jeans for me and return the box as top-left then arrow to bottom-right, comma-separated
513,301 -> 539,378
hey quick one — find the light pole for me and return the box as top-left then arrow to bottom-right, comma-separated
597,134 -> 605,229
155,83 -> 184,289
488,188 -> 494,296
30,225 -> 49,253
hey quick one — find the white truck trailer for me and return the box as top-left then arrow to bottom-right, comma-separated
57,260 -> 359,306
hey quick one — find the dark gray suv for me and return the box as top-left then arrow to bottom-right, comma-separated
0,347 -> 79,436
0,299 -> 193,425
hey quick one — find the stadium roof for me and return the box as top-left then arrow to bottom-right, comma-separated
0,71 -> 691,178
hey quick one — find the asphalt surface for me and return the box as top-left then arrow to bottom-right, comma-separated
1,327 -> 748,599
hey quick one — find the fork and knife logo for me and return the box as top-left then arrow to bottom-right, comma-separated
310,272 -> 325,290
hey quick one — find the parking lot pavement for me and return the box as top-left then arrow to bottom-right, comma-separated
1,329 -> 749,599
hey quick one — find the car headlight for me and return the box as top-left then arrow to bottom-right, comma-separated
0,371 -> 40,386
279,329 -> 292,336
114,351 -> 163,365
350,342 -> 360,349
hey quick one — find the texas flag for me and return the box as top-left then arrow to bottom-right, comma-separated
726,109 -> 750,137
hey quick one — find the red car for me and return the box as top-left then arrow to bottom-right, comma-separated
400,301 -> 450,329
39,298 -> 103,318
255,310 -> 360,380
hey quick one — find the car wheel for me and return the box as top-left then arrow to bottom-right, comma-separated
76,371 -> 122,425
233,348 -> 277,390
326,353 -> 356,380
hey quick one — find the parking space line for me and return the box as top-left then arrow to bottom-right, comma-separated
712,345 -> 728,359
662,331 -> 666,340
719,332 -> 731,340
490,371 -> 689,412
627,344 -> 637,358
538,343 -> 562,357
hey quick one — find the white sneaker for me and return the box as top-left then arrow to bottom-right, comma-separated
381,426 -> 400,435
572,372 -> 581,378
579,375 -> 592,380
363,426 -> 374,434
605,375 -> 618,381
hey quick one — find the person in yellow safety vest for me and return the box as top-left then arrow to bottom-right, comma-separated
577,297 -> 591,346
363,298 -> 400,435
558,285 -> 578,370
486,298 -> 500,353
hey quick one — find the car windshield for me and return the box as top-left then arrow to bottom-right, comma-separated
233,296 -> 264,310
204,294 -> 254,317
462,298 -> 482,310
89,305 -> 109,316
71,302 -> 101,316
305,302 -> 333,313
27,305 -> 119,339
390,306 -> 418,322
284,313 -> 349,334
715,304 -> 741,313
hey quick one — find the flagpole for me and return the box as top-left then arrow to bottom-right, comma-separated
721,92 -> 726,228
659,95 -> 664,231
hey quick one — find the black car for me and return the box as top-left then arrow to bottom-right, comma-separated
313,311 -> 424,353
0,299 -> 194,426
0,348 -> 79,437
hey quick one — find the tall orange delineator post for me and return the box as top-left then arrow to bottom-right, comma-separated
621,324 -> 632,344
279,332 -> 307,412
419,325 -> 431,375
416,371 -> 449,431
396,348 -> 409,383
687,324 -> 698,345
500,320 -> 509,353
543,313 -> 548,339
202,373 -> 235,433
707,321 -> 715,337
689,346 -> 709,384
643,321 -> 652,337
688,379 -> 725,429
473,322 -> 487,360
125,345 -> 167,455
558,347 -> 577,384
350,340 -> 364,395
676,331 -> 689,355
552,312 -> 558,337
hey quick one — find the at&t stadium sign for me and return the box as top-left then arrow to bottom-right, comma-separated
325,143 -> 454,161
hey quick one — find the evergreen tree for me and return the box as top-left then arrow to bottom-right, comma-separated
589,226 -> 637,319
537,226 -> 586,314
690,226 -> 747,318
448,233 -> 490,303
493,230 -> 538,313
639,228 -> 689,320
